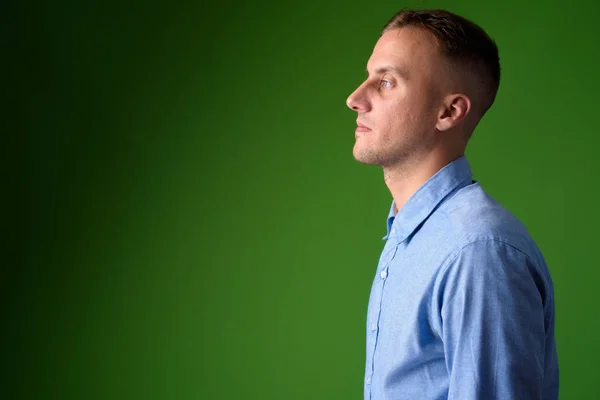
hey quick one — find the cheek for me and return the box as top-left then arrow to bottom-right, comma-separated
380,100 -> 411,132
393,93 -> 433,127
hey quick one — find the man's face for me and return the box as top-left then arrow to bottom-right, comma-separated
347,27 -> 445,168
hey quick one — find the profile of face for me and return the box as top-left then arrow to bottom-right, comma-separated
346,27 -> 457,168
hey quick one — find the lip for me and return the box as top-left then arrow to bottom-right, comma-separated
356,121 -> 371,133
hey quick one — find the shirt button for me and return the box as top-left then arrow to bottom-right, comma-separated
365,376 -> 371,385
380,270 -> 387,279
370,324 -> 377,332
391,228 -> 396,235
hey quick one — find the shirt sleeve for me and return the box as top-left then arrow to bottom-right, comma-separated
437,239 -> 550,400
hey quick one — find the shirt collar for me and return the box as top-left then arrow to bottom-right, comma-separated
382,156 -> 473,242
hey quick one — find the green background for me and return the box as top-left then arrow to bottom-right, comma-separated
9,0 -> 599,398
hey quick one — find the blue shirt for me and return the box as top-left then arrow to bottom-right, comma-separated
364,156 -> 559,400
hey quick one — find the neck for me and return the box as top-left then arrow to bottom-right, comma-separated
385,150 -> 464,215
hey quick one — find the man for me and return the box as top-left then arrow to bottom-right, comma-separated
346,9 -> 559,400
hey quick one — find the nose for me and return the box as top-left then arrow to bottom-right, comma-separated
346,82 -> 370,112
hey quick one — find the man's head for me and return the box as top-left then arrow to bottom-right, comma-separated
346,9 -> 500,169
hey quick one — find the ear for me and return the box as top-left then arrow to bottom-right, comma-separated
436,94 -> 471,131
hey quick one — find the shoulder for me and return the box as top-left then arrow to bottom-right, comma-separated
429,182 -> 554,302
434,181 -> 544,265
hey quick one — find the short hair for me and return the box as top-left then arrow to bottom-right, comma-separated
383,9 -> 500,115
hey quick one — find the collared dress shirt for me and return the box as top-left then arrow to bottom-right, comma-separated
364,156 -> 559,400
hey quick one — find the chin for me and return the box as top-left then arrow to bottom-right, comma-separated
353,148 -> 381,166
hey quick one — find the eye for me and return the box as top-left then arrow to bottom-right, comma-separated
379,79 -> 394,89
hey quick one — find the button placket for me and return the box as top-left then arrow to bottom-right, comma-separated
366,233 -> 403,398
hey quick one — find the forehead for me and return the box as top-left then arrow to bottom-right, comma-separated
366,27 -> 441,74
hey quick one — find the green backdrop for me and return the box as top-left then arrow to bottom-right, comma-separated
9,0 -> 600,398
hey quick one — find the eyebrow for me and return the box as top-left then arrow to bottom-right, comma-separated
366,66 -> 409,80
